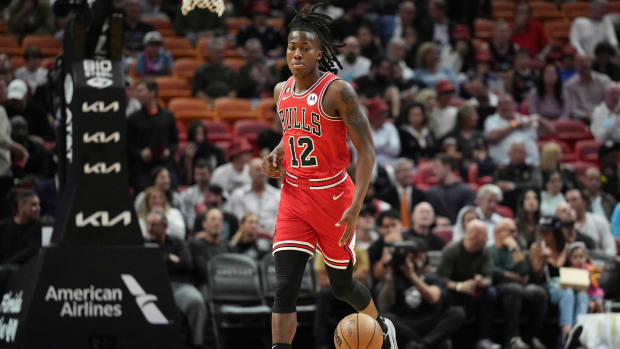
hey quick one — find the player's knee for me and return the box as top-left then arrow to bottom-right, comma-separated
273,277 -> 300,313
330,279 -> 354,301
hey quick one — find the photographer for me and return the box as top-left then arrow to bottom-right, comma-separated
377,240 -> 465,349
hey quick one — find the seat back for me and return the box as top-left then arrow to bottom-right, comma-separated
562,2 -> 590,20
496,205 -> 514,219
474,19 -> 493,40
163,37 -> 197,59
172,58 -> 204,81
22,35 -> 62,56
207,254 -> 264,304
255,98 -> 275,120
492,1 -> 514,20
168,97 -> 209,114
233,119 -> 270,138
575,140 -> 602,163
545,20 -> 571,42
531,2 -> 563,21
432,226 -> 453,244
214,98 -> 254,121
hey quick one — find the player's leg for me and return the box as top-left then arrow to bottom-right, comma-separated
272,250 -> 310,349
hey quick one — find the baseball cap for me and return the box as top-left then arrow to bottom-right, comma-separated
435,80 -> 455,94
598,140 -> 620,158
228,139 -> 253,159
7,79 -> 28,100
452,25 -> 470,41
365,98 -> 389,122
143,31 -> 163,46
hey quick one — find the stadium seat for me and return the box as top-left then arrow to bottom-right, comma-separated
162,37 -> 197,59
172,58 -> 204,82
22,35 -> 62,57
223,58 -> 246,72
233,119 -> 270,148
562,2 -> 590,20
0,35 -> 21,56
531,2 -> 563,21
203,120 -> 233,143
266,18 -> 285,32
610,2 -> 620,13
10,56 -> 25,71
566,161 -> 596,178
492,1 -> 515,21
433,226 -> 453,244
413,161 -> 438,188
142,17 -> 173,31
474,19 -> 494,40
496,205 -> 514,219
214,97 -> 254,122
206,254 -> 271,349
551,119 -> 593,142
176,121 -> 187,141
169,97 -> 214,123
575,140 -> 602,163
545,20 -> 571,43
255,98 -> 276,120
155,77 -> 191,104
226,17 -> 251,35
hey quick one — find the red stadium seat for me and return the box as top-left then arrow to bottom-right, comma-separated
496,205 -> 514,219
565,161 -> 597,178
0,35 -> 21,56
255,98 -> 276,120
433,227 -> 453,244
474,19 -> 494,40
233,119 -> 270,148
413,161 -> 438,186
202,120 -> 233,143
172,58 -> 204,83
575,140 -> 602,163
531,2 -> 563,21
492,1 -> 515,21
156,77 -> 191,105
552,119 -> 593,142
163,37 -> 197,59
562,2 -> 590,20
545,20 -> 571,43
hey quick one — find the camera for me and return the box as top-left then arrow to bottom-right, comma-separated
386,240 -> 426,268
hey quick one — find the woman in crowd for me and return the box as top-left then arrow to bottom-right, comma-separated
452,205 -> 478,241
134,166 -> 182,212
396,103 -> 436,162
540,170 -> 566,217
515,189 -> 541,249
440,25 -> 475,77
530,217 -> 588,343
540,142 -> 580,191
229,213 -> 271,260
178,121 -> 226,185
413,42 -> 458,88
358,24 -> 383,61
527,64 -> 570,120
138,186 -> 186,240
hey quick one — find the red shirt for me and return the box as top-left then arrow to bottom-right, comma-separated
512,20 -> 548,57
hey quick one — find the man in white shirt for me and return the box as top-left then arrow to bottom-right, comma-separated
484,94 -> 554,166
570,0 -> 618,56
178,159 -> 212,227
591,82 -> 620,143
337,36 -> 371,82
475,184 -> 504,246
430,80 -> 457,139
210,140 -> 252,196
366,98 -> 400,166
14,46 -> 48,94
227,158 -> 280,236
565,54 -> 612,121
566,189 -> 617,256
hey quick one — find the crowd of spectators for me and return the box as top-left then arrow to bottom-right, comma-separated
2,0 -> 620,348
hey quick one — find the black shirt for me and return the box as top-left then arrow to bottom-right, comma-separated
426,182 -> 476,223
405,229 -> 446,252
152,235 -> 193,283
391,273 -> 447,318
489,42 -> 516,72
353,75 -> 394,99
127,106 -> 179,165
191,63 -> 238,98
5,101 -> 54,141
123,21 -> 154,53
188,238 -> 228,285
257,129 -> 281,153
593,61 -> 620,82
236,25 -> 284,53
0,218 -> 41,265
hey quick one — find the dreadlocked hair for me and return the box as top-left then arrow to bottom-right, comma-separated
288,3 -> 344,74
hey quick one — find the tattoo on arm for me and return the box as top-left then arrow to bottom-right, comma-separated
339,84 -> 373,146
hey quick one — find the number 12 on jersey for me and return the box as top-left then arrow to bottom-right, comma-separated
288,136 -> 318,167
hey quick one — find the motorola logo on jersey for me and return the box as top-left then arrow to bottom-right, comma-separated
83,162 -> 121,174
75,211 -> 132,227
83,132 -> 120,144
82,101 -> 120,113
278,107 -> 322,137
307,93 -> 318,106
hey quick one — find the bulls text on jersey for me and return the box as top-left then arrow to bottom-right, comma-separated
278,107 -> 322,137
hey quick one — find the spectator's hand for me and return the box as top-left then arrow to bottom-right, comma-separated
459,279 -> 476,295
168,254 -> 180,263
184,143 -> 197,159
141,148 -> 152,162
541,246 -> 552,259
503,236 -> 518,249
497,181 -> 515,192
384,228 -> 403,243
262,148 -> 284,178
520,274 -> 529,284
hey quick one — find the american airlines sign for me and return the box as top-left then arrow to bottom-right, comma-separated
75,211 -> 132,227
83,132 -> 120,144
82,101 -> 120,113
83,162 -> 121,174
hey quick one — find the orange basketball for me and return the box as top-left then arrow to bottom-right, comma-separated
333,313 -> 383,349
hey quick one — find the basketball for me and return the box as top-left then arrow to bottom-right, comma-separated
333,313 -> 383,349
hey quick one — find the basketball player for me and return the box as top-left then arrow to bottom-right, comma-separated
262,6 -> 397,349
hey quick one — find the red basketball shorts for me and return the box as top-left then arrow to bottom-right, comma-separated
273,170 -> 357,269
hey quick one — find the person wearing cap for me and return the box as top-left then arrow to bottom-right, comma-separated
14,45 -> 47,94
135,31 -> 173,77
210,139 -> 252,196
564,54 -> 612,122
599,140 -> 620,200
337,36 -> 371,82
429,80 -> 457,139
235,1 -> 283,57
414,42 -> 458,91
558,44 -> 577,83
512,1 -> 550,59
122,0 -> 154,55
591,82 -> 620,143
365,98 -> 400,167
570,0 -> 618,57
4,79 -> 54,141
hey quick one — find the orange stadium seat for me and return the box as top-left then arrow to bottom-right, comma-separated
531,2 -> 563,21
10,56 -> 25,70
545,20 -> 571,42
255,98 -> 275,120
22,35 -> 62,57
226,17 -> 251,35
474,19 -> 494,40
562,2 -> 590,20
142,17 -> 173,31
196,37 -> 233,60
169,97 -> 213,123
214,97 -> 254,122
575,140 -> 602,163
233,119 -> 270,147
552,119 -> 593,142
0,35 -> 21,56
266,18 -> 285,32
610,2 -> 620,13
202,120 -> 233,143
156,77 -> 191,104
163,37 -> 197,59
492,1 -> 515,21
223,58 -> 246,72
172,58 -> 204,83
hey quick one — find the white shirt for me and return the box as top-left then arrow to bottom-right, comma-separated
433,22 -> 450,48
540,191 -> 566,217
372,121 -> 401,166
139,207 -> 186,240
0,106 -> 12,177
430,105 -> 457,139
178,185 -> 205,227
397,60 -> 415,81
570,16 -> 619,56
475,207 -> 502,247
337,55 -> 371,82
14,66 -> 48,92
591,102 -> 620,143
576,212 -> 617,256
484,113 -> 540,166
590,196 -> 607,219
211,163 -> 251,196
401,125 -> 429,149
226,184 -> 281,236
468,93 -> 499,108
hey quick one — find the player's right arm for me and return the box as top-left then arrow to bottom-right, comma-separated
262,81 -> 286,178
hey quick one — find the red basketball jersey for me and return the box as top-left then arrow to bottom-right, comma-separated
276,72 -> 349,179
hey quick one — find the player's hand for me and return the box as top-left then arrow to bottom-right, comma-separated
262,148 -> 284,178
336,204 -> 361,246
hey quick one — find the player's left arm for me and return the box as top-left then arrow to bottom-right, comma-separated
327,80 -> 376,246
